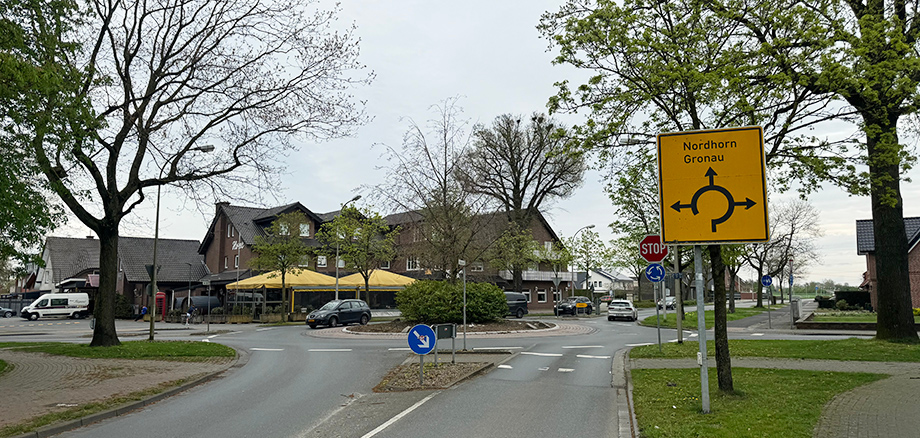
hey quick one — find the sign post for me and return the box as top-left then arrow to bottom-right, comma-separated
761,275 -> 773,329
408,324 -> 437,385
646,263 -> 665,352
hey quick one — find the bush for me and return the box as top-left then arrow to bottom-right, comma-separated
913,308 -> 920,316
210,306 -> 225,315
232,305 -> 252,315
114,293 -> 135,319
835,299 -> 857,311
396,280 -> 506,324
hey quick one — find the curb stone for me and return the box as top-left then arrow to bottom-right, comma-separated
612,348 -> 637,438
12,348 -> 245,438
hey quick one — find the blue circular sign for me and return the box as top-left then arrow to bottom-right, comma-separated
761,275 -> 772,287
645,263 -> 665,283
408,324 -> 436,355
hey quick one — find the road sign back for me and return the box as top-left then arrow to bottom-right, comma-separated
657,126 -> 769,244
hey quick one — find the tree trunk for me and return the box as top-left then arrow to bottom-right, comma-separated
708,245 -> 733,393
868,121 -> 918,342
513,267 -> 523,293
728,269 -> 737,313
90,226 -> 121,347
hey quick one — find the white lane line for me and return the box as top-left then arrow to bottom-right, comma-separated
576,354 -> 611,359
689,333 -> 699,337
625,343 -> 653,347
538,367 -> 549,371
473,347 -> 523,350
251,348 -> 284,351
202,339 -> 210,343
562,345 -> 603,349
362,391 -> 441,438
751,333 -> 765,336
497,364 -> 513,369
558,368 -> 574,373
668,339 -> 679,343
308,349 -> 352,352
256,328 -> 274,332
207,334 -> 219,339
520,352 -> 563,357
388,348 -> 411,351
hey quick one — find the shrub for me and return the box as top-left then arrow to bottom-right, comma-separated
836,299 -> 854,311
232,305 -> 252,315
913,308 -> 920,316
114,293 -> 135,319
396,280 -> 506,324
210,306 -> 225,315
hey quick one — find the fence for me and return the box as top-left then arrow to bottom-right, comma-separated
0,298 -> 32,315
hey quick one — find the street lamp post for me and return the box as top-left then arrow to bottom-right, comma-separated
573,224 -> 595,314
149,144 -> 214,340
335,195 -> 361,300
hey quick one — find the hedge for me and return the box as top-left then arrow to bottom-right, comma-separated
396,280 -> 506,324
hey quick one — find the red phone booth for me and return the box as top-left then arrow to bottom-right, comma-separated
155,292 -> 167,322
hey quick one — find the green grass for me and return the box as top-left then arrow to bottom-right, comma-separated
810,313 -> 920,323
641,306 -> 776,330
0,359 -> 7,375
0,378 -> 196,438
0,341 -> 235,361
631,338 -> 920,362
631,368 -> 885,438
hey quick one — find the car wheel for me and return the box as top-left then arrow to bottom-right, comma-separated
516,308 -> 524,319
328,316 -> 337,328
3,311 -> 11,318
29,313 -> 39,321
607,317 -> 613,321
360,314 -> 369,325
308,324 -> 317,329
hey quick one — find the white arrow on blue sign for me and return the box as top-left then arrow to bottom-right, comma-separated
408,324 -> 436,355
761,275 -> 772,287
645,263 -> 665,283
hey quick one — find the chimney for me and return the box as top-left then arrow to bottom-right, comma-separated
216,201 -> 230,215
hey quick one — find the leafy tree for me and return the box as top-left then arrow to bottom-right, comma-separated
565,229 -> 607,294
251,212 -> 312,320
11,0 -> 370,346
371,98 -> 499,281
488,222 -> 541,293
315,206 -> 399,301
538,240 -> 574,299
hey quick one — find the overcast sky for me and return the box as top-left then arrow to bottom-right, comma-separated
56,0 -> 920,287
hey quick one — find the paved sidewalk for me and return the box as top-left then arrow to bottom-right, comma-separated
622,356 -> 920,438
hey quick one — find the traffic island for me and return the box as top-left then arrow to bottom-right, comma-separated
373,351 -> 513,392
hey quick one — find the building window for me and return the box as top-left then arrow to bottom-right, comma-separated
553,289 -> 562,302
544,241 -> 553,252
527,263 -> 538,271
537,289 -> 547,303
300,223 -> 310,237
317,256 -> 327,268
224,256 -> 228,269
380,260 -> 390,270
299,255 -> 310,267
523,290 -> 532,303
471,262 -> 484,272
279,223 -> 289,235
407,258 -> 420,271
234,254 -> 239,268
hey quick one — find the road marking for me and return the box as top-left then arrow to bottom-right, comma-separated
538,367 -> 549,371
256,328 -> 274,332
562,345 -> 603,349
497,364 -> 513,369
625,343 -> 653,347
520,352 -> 563,357
251,348 -> 284,351
751,333 -> 764,336
473,347 -> 523,350
362,391 -> 441,438
202,339 -> 210,343
308,349 -> 352,352
689,333 -> 699,337
558,368 -> 574,373
577,354 -> 611,359
388,348 -> 411,351
207,334 -> 219,339
668,339 -> 679,343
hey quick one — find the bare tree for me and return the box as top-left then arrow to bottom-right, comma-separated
23,0 -> 370,346
458,113 -> 586,291
370,98 -> 498,281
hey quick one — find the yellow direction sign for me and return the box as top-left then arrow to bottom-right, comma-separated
657,126 -> 769,244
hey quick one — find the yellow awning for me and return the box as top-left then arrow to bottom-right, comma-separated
226,269 -> 337,290
337,270 -> 416,288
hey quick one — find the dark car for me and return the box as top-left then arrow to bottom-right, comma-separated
0,306 -> 15,318
307,299 -> 371,329
504,292 -> 529,318
555,296 -> 593,316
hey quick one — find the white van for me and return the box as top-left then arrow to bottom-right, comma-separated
20,293 -> 90,321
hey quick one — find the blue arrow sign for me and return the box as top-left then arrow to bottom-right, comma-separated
645,263 -> 665,283
761,275 -> 772,287
789,274 -> 794,287
408,324 -> 436,355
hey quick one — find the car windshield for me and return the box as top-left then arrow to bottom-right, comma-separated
320,300 -> 341,311
610,302 -> 630,308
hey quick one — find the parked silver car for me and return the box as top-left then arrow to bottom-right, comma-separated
0,306 -> 16,318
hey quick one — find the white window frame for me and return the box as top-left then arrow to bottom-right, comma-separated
537,289 -> 547,303
553,288 -> 562,302
223,256 -> 228,269
300,223 -> 310,237
544,241 -> 553,252
234,254 -> 239,268
380,260 -> 391,270
317,255 -> 327,268
299,255 -> 310,267
471,262 -> 484,272
406,258 -> 420,271
523,290 -> 532,303
279,223 -> 289,236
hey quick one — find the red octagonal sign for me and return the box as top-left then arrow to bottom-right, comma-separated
640,234 -> 669,263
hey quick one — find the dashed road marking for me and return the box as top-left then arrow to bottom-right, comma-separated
388,348 -> 411,351
689,333 -> 699,337
308,349 -> 352,352
361,391 -> 441,438
473,347 -> 523,350
538,367 -> 549,371
576,354 -> 611,359
751,333 -> 764,336
207,334 -> 219,339
626,343 -> 653,347
558,368 -> 574,373
562,345 -> 603,349
251,348 -> 284,352
520,352 -> 563,357
497,365 -> 513,369
256,328 -> 274,332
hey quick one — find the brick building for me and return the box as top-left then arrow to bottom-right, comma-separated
856,217 -> 920,308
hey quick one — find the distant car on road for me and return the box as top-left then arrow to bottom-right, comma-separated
0,306 -> 15,318
504,292 -> 529,318
306,299 -> 371,329
657,296 -> 676,310
555,296 -> 593,316
607,300 -> 638,321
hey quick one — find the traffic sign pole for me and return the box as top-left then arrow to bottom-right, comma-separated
673,245 -> 683,344
694,245 -> 711,414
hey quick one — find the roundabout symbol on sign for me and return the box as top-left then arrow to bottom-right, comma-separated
645,263 -> 665,283
670,167 -> 756,233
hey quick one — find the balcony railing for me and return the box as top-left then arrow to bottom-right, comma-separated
498,270 -> 577,282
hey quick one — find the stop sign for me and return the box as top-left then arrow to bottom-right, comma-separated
639,234 -> 669,263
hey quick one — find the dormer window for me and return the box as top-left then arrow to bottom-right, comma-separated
300,223 -> 310,237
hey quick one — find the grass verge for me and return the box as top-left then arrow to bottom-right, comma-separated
632,368 -> 885,438
810,312 -> 920,323
641,306 -> 775,330
0,341 -> 235,361
631,338 -> 920,362
0,377 -> 198,438
0,359 -> 7,375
